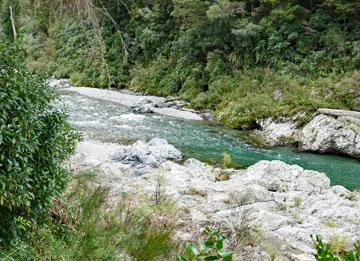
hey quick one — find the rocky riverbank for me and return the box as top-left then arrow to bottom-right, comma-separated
256,111 -> 360,159
50,78 -> 360,159
51,78 -> 204,121
71,138 -> 360,261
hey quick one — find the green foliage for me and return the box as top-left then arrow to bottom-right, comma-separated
313,235 -> 360,260
222,153 -> 232,168
177,227 -> 232,261
2,0 -> 360,128
0,0 -> 21,41
0,170 -> 178,260
294,197 -> 302,208
0,41 -> 79,244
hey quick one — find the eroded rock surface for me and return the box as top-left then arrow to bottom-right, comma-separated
111,138 -> 182,167
257,112 -> 360,159
299,114 -> 360,158
71,139 -> 360,261
256,118 -> 298,146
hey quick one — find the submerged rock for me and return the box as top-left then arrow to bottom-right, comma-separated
111,138 -> 182,167
299,114 -> 360,158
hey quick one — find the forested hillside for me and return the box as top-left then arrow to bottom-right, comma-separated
2,1 -> 360,260
1,0 -> 360,128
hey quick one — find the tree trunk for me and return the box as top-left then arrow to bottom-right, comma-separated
9,6 -> 17,41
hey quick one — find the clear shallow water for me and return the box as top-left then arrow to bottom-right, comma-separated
60,92 -> 360,190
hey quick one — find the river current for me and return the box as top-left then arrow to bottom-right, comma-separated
61,91 -> 360,190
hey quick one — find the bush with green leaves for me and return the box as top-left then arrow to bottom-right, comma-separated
0,41 -> 79,244
4,0 -> 360,128
313,235 -> 360,260
177,227 -> 232,261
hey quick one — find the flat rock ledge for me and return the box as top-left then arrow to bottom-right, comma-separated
317,108 -> 360,119
71,138 -> 360,261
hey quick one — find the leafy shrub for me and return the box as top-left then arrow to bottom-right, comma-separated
6,0 -> 360,129
177,227 -> 232,261
313,235 -> 360,260
0,41 -> 79,244
294,197 -> 302,208
228,209 -> 263,248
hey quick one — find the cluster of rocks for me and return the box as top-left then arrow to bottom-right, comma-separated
130,95 -> 213,120
47,78 -> 71,89
164,96 -> 188,110
129,96 -> 189,114
164,98 -> 215,120
130,97 -> 166,113
71,138 -> 360,261
256,109 -> 360,159
50,78 -> 214,122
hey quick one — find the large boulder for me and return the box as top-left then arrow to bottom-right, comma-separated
256,118 -> 298,146
299,114 -> 360,158
241,160 -> 331,193
111,138 -> 182,167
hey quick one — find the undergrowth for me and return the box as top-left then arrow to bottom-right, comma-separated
3,0 -> 360,129
314,235 -> 360,260
0,170 -> 178,260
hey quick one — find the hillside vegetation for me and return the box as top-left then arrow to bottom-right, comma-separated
1,2 -> 360,258
1,0 -> 360,128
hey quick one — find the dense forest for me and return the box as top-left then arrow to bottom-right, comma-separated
1,0 -> 360,128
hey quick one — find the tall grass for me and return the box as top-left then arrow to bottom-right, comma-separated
0,170 -> 178,260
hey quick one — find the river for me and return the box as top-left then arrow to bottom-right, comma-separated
60,91 -> 360,190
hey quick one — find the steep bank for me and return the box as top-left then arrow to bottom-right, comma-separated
70,138 -> 360,261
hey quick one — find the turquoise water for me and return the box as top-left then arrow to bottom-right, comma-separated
61,92 -> 360,190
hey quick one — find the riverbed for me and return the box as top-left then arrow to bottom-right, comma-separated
60,90 -> 360,190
